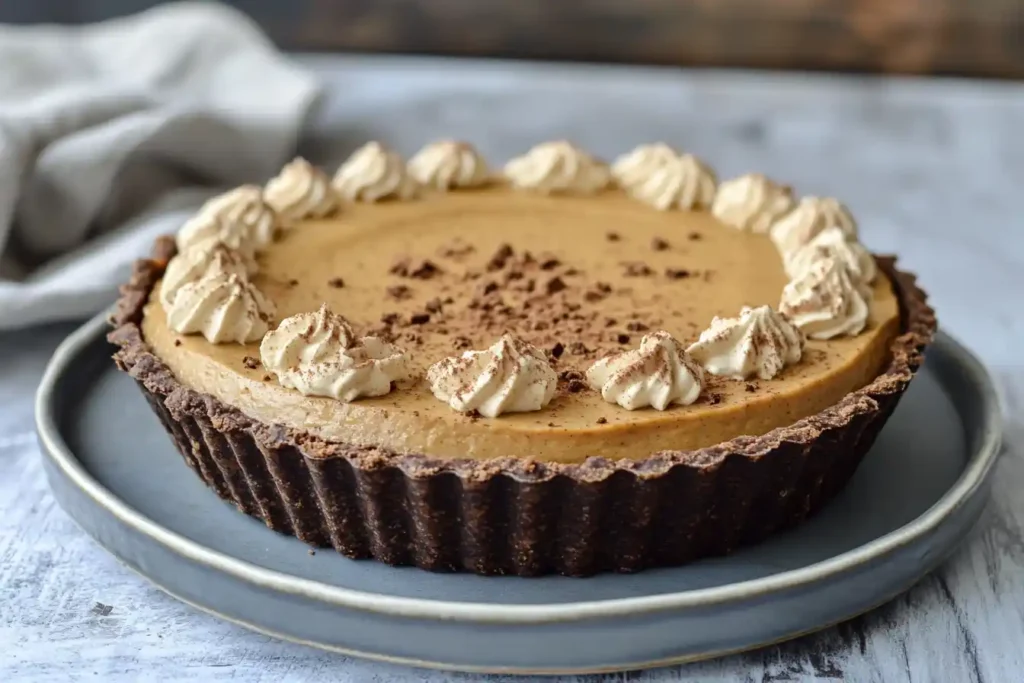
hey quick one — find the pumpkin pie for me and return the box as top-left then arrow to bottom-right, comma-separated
109,140 -> 935,576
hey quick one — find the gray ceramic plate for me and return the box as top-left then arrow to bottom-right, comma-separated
36,313 -> 1001,675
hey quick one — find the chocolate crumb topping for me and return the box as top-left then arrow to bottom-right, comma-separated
584,290 -> 605,302
381,312 -> 402,325
327,277 -> 345,288
746,383 -> 759,393
410,313 -> 431,325
262,374 -> 271,382
616,333 -> 631,344
391,258 -> 442,279
651,237 -> 670,251
481,281 -> 499,296
568,342 -> 589,356
596,417 -> 608,424
626,321 -> 649,332
438,239 -> 475,259
242,356 -> 260,370
287,279 -> 299,287
545,276 -> 568,295
665,268 -> 692,280
539,257 -> 561,271
688,232 -> 702,241
606,232 -> 621,242
551,342 -> 565,358
453,336 -> 472,350
558,369 -> 584,382
173,339 -> 182,347
387,284 -> 413,300
425,297 -> 444,313
487,244 -> 515,271
707,392 -> 723,405
605,318 -> 617,327
567,379 -> 586,393
623,262 -> 654,277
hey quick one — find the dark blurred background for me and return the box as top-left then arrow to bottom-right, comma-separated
3,0 -> 1023,78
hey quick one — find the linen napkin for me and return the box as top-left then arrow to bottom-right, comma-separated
0,2 -> 320,329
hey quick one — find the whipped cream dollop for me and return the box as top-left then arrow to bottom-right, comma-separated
504,141 -> 611,195
260,304 -> 408,402
686,305 -> 804,380
176,186 -> 280,252
264,157 -> 339,221
780,257 -> 872,340
611,143 -> 680,189
629,154 -> 717,211
165,271 -> 275,344
160,241 -> 257,308
711,173 -> 794,232
426,334 -> 557,417
770,197 -> 858,256
586,331 -> 704,410
783,226 -> 877,283
407,140 -> 490,190
612,144 -> 716,210
332,141 -> 419,202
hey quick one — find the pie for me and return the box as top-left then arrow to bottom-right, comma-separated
110,141 -> 935,576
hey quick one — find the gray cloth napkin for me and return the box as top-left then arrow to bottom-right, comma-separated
0,2 -> 320,329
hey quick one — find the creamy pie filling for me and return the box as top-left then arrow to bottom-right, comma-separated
141,189 -> 901,462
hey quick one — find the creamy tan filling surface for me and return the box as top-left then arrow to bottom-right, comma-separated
142,189 -> 901,462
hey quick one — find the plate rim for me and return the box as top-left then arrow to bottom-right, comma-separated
36,311 -> 1003,625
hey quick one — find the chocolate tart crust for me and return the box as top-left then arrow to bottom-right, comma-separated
109,236 -> 936,576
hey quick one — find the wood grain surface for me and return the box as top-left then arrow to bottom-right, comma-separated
2,55 -> 1024,681
3,1 -> 1024,77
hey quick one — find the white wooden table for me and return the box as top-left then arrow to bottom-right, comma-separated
2,56 -> 1023,682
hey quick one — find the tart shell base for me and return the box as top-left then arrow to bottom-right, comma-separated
109,238 -> 935,576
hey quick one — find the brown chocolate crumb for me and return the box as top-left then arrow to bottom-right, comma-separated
626,321 -> 649,332
453,336 -> 473,350
381,312 -> 402,325
568,342 -> 590,355
584,290 -> 605,303
287,279 -> 299,287
327,277 -> 345,288
551,342 -> 565,358
539,257 -> 561,271
242,356 -> 260,370
604,318 -> 618,327
425,297 -> 444,313
665,268 -> 692,280
596,417 -> 608,425
559,369 -> 585,382
467,410 -> 481,421
606,232 -> 621,242
545,276 -> 568,295
651,237 -> 670,251
262,374 -> 272,382
410,313 -> 431,325
746,383 -> 759,393
616,333 -> 631,344
623,262 -> 654,277
688,232 -> 702,241
481,281 -> 499,296
391,258 -> 442,279
173,339 -> 182,347
567,379 -> 586,393
707,392 -> 723,405
438,239 -> 475,259
386,284 -> 412,300
486,244 -> 515,271
547,422 -> 557,428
